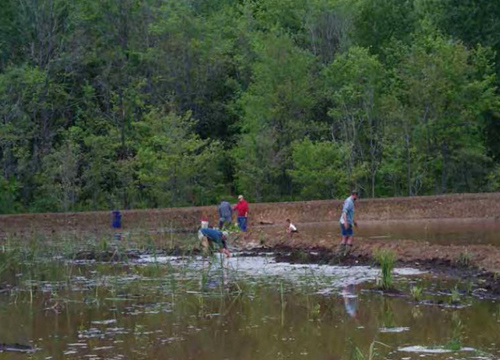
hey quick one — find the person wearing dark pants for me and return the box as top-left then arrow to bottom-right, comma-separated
233,195 -> 249,232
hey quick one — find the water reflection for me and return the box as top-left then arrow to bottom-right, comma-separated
200,258 -> 229,291
342,284 -> 358,320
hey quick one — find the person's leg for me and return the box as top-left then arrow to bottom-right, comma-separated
242,217 -> 248,231
237,216 -> 243,230
344,227 -> 354,255
200,236 -> 210,257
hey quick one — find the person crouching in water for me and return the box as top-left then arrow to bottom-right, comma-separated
286,219 -> 298,238
199,228 -> 231,258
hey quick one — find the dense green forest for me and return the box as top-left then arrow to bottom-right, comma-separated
1,0 -> 500,213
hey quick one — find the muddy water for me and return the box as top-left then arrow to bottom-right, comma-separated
298,219 -> 500,245
0,255 -> 499,360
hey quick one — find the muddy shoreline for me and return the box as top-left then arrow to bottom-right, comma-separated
69,241 -> 500,298
268,245 -> 500,296
228,227 -> 500,297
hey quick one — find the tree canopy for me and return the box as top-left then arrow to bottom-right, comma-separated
0,0 -> 499,213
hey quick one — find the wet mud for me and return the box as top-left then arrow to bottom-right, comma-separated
231,227 -> 500,297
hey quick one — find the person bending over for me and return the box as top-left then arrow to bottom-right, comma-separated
286,219 -> 298,238
199,228 -> 231,258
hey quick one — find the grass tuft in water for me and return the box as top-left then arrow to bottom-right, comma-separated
455,251 -> 473,267
374,249 -> 397,290
354,341 -> 390,360
450,285 -> 461,304
410,285 -> 423,301
445,312 -> 463,351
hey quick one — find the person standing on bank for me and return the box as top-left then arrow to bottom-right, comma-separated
218,200 -> 232,229
338,191 -> 358,256
234,195 -> 249,231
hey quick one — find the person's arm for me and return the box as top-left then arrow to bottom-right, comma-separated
221,236 -> 230,257
342,212 -> 348,229
341,200 -> 350,229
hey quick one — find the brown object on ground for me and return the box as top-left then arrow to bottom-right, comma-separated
259,220 -> 274,225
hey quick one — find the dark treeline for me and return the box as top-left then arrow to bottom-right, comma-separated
1,0 -> 500,213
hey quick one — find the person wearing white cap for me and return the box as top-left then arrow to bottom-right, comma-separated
233,195 -> 249,231
199,228 -> 231,257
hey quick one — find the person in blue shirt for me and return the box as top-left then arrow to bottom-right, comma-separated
338,191 -> 359,256
218,200 -> 232,229
199,228 -> 231,257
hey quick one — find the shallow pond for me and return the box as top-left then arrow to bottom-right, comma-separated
299,219 -> 500,246
0,254 -> 499,360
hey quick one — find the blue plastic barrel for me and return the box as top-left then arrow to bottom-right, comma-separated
112,210 -> 122,229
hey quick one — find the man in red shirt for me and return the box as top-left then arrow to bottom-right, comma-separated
233,195 -> 249,231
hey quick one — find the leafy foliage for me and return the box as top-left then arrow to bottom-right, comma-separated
0,0 -> 499,213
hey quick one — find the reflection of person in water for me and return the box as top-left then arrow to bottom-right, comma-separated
342,284 -> 358,320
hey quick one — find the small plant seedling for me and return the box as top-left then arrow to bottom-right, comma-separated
450,286 -> 461,304
455,251 -> 473,267
355,341 -> 390,360
410,285 -> 423,301
259,231 -> 265,245
464,280 -> 474,294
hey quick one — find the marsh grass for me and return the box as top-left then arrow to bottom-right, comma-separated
410,285 -> 423,301
353,341 -> 390,360
445,312 -> 463,351
455,251 -> 473,267
450,286 -> 461,304
373,249 -> 397,290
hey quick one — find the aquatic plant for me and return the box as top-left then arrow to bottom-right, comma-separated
225,223 -> 241,233
0,247 -> 20,278
280,282 -> 286,326
445,312 -> 463,351
410,285 -> 423,301
259,231 -> 265,245
297,250 -> 309,262
455,251 -> 473,267
464,280 -> 474,295
354,341 -> 390,360
374,249 -> 397,290
450,286 -> 461,304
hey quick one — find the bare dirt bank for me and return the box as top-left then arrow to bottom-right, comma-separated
1,192 -> 500,235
